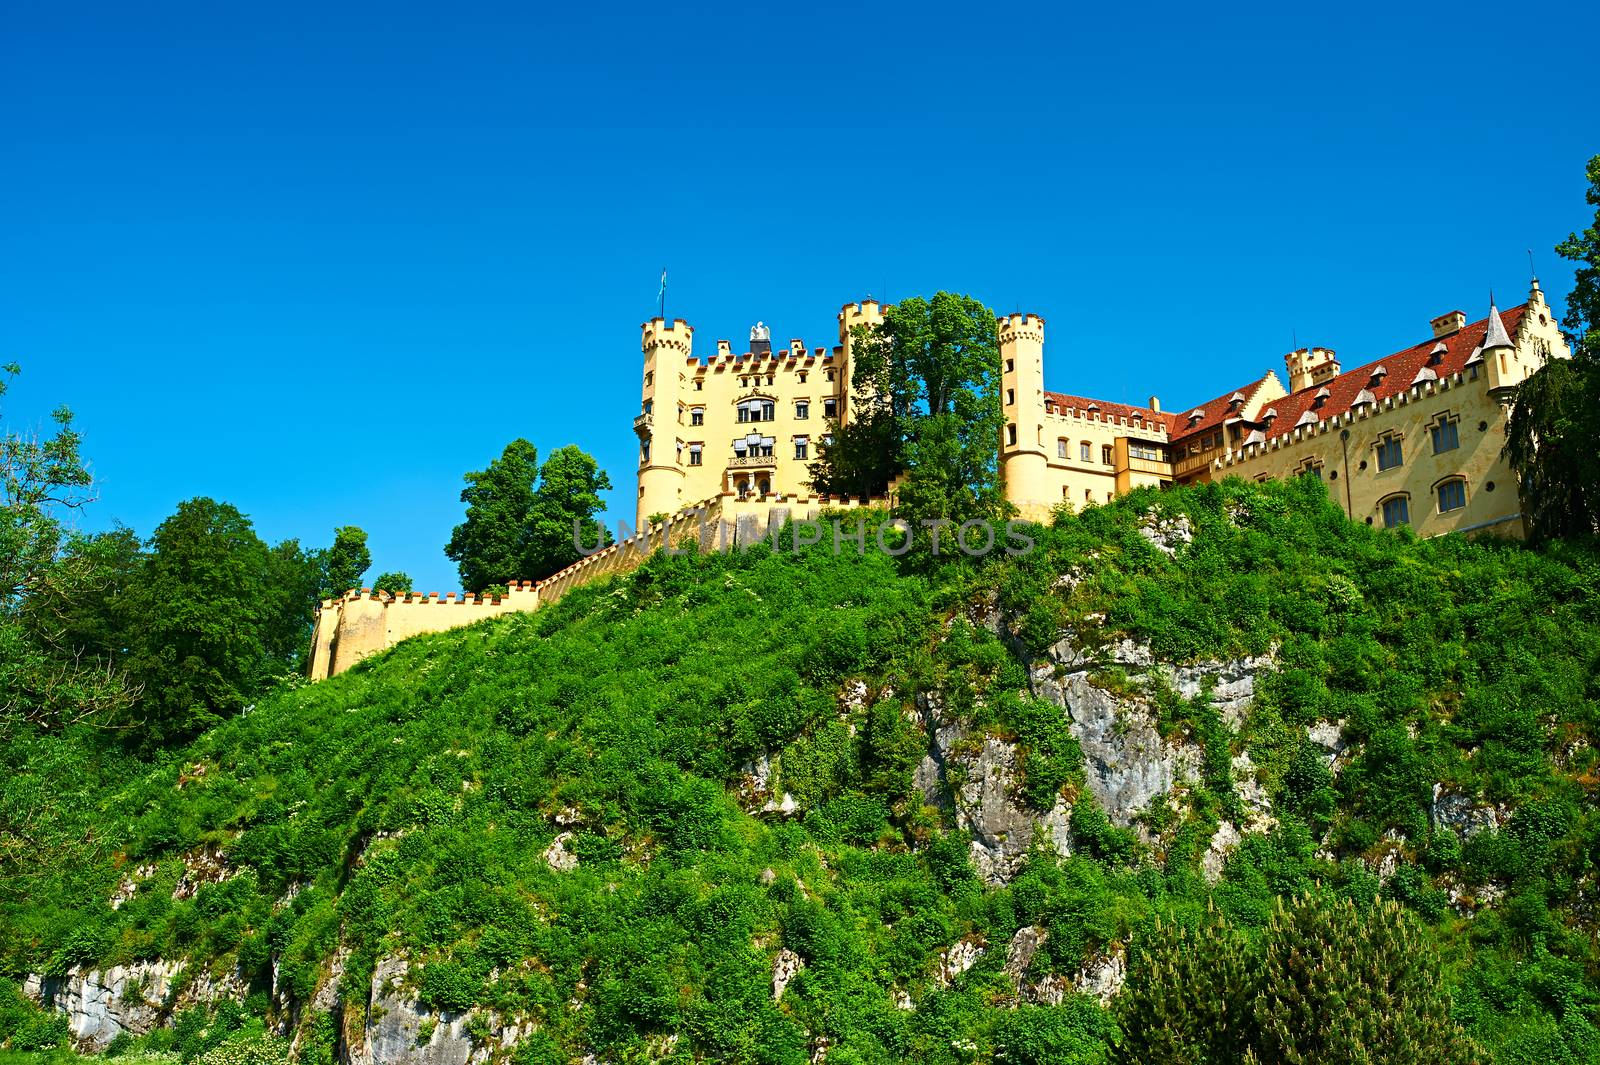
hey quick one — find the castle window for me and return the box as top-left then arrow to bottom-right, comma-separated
1130,442 -> 1164,461
794,437 -> 809,460
691,408 -> 704,426
688,444 -> 702,466
645,371 -> 653,387
643,399 -> 653,415
1381,494 -> 1410,528
1468,364 -> 1479,381
694,380 -> 703,391
1057,439 -> 1068,459
1080,441 -> 1091,462
798,371 -> 807,384
826,368 -> 835,382
823,398 -> 838,419
1006,359 -> 1015,373
1430,416 -> 1459,454
1101,444 -> 1113,465
1438,479 -> 1466,513
1007,424 -> 1018,446
641,440 -> 651,463
1084,488 -> 1092,501
795,400 -> 809,420
1006,388 -> 1015,406
1298,460 -> 1324,480
1375,434 -> 1403,471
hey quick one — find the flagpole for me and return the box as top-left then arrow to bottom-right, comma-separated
659,267 -> 667,321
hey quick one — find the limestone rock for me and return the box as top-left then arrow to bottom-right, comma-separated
935,936 -> 986,988
1430,785 -> 1510,839
1003,927 -> 1048,986
543,833 -> 577,872
772,949 -> 804,1000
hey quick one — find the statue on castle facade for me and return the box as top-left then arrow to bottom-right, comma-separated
750,322 -> 770,342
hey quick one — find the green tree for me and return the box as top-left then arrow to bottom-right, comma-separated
320,524 -> 371,597
1116,895 -> 1485,1065
121,498 -> 279,746
369,570 -> 413,594
445,440 -> 613,591
446,439 -> 540,593
809,292 -> 1008,545
0,363 -> 134,733
1254,896 -> 1484,1065
524,445 -> 613,581
1505,154 -> 1600,541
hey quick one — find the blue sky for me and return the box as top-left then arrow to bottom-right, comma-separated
4,0 -> 1596,592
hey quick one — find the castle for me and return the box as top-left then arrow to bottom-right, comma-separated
637,278 -> 1569,537
310,278 -> 1570,679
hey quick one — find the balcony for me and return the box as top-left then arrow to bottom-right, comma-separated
1119,455 -> 1173,477
1173,451 -> 1217,477
632,412 -> 653,436
727,454 -> 777,470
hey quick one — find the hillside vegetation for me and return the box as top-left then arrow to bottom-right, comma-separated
3,477 -> 1598,1064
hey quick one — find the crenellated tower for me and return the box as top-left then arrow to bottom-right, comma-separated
997,312 -> 1048,516
637,317 -> 693,527
836,299 -> 885,427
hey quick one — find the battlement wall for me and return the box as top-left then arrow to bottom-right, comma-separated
308,492 -> 897,681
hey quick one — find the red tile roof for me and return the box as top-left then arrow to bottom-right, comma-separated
1168,373 -> 1281,443
1044,391 -> 1179,435
1252,304 -> 1526,442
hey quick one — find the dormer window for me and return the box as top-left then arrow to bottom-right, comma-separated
1312,386 -> 1330,409
1260,407 -> 1278,426
1428,341 -> 1447,366
1369,364 -> 1388,387
1187,408 -> 1205,427
1227,390 -> 1246,410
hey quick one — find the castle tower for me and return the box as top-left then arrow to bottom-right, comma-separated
637,317 -> 693,528
836,299 -> 885,427
998,313 -> 1049,517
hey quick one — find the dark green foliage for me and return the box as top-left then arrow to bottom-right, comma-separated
1505,153 -> 1600,542
368,570 -> 412,595
445,439 -> 613,592
1118,896 -> 1485,1064
810,292 -> 1008,545
318,525 -> 370,598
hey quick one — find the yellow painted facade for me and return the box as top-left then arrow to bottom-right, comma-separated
1200,282 -> 1571,538
635,303 -> 883,528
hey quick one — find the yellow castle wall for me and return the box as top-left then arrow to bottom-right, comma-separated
635,302 -> 886,528
1210,292 -> 1571,538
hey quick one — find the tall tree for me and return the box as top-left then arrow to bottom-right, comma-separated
1505,154 -> 1600,541
445,441 -> 613,592
810,292 -> 1008,538
445,439 -> 541,594
0,363 -> 134,733
320,525 -> 372,597
524,445 -> 613,581
1117,894 -> 1485,1064
121,498 -> 278,747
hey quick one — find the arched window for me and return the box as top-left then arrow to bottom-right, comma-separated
1437,478 -> 1466,513
1380,494 -> 1410,528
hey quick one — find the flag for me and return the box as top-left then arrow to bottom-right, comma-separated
658,268 -> 667,301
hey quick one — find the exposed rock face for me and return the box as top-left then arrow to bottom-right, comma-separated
542,832 -> 577,872
772,949 -> 804,1000
738,754 -> 801,818
1072,949 -> 1126,1005
1431,785 -> 1510,839
23,959 -> 246,1052
935,937 -> 986,988
343,956 -> 523,1065
1138,513 -> 1194,556
1003,927 -> 1048,985
1030,665 -> 1201,828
